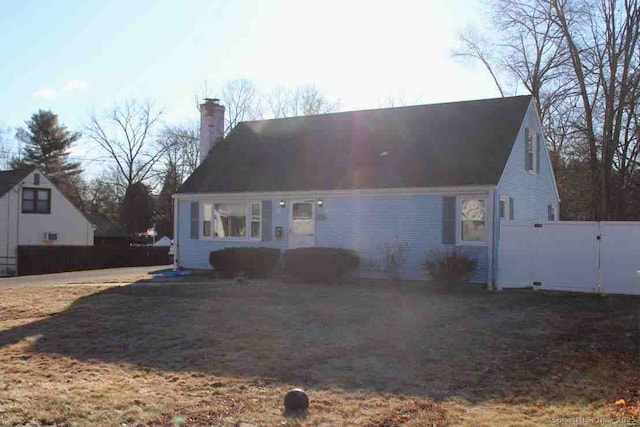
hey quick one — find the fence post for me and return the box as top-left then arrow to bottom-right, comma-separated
596,221 -> 601,294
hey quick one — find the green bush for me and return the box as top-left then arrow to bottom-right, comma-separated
209,247 -> 281,278
424,247 -> 477,284
284,247 -> 360,282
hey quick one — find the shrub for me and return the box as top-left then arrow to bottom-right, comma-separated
284,247 -> 360,282
424,247 -> 477,284
209,247 -> 281,278
378,241 -> 410,282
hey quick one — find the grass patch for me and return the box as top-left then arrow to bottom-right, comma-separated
0,280 -> 638,425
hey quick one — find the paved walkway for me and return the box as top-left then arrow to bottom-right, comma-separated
0,265 -> 172,290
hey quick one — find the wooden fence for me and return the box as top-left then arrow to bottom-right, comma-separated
17,245 -> 172,276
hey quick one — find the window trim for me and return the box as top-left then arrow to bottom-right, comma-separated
499,195 -> 510,221
548,203 -> 556,221
21,187 -> 51,214
249,201 -> 262,240
525,128 -> 539,174
456,195 -> 488,246
199,200 -> 262,241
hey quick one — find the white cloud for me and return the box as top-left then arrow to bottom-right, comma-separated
32,88 -> 58,100
32,79 -> 90,101
63,79 -> 90,93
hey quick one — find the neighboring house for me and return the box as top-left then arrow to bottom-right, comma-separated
174,96 -> 559,285
0,168 -> 94,276
86,213 -> 129,246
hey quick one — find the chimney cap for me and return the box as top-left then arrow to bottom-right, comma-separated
203,98 -> 220,104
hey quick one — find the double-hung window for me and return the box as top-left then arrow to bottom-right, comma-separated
525,128 -> 535,172
525,127 -> 541,173
22,188 -> 51,214
459,197 -> 486,244
499,195 -> 513,221
201,201 -> 261,240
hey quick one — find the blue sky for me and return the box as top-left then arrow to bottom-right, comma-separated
0,0 -> 501,168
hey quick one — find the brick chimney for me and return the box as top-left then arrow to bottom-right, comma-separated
199,98 -> 225,163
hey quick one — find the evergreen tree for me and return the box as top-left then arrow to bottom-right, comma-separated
120,182 -> 153,235
155,165 -> 179,238
11,110 -> 82,181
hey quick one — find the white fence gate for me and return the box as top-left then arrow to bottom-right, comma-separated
499,221 -> 640,295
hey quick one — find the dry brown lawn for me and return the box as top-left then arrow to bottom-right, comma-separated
0,278 -> 638,426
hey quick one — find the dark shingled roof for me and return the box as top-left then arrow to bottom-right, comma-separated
179,95 -> 532,194
86,213 -> 128,239
0,168 -> 34,198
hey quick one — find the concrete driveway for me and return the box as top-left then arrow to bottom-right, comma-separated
0,265 -> 172,290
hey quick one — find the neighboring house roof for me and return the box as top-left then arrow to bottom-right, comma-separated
0,167 -> 35,198
86,213 -> 128,239
179,95 -> 532,194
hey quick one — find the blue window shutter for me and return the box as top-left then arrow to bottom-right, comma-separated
442,196 -> 456,244
524,127 -> 531,171
261,200 -> 272,241
536,133 -> 541,174
509,197 -> 514,221
190,201 -> 199,239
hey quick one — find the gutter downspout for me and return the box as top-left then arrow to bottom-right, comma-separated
4,191 -> 11,274
172,195 -> 179,269
15,183 -> 23,275
6,191 -> 10,261
487,187 -> 495,291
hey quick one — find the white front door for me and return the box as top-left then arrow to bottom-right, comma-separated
289,200 -> 315,249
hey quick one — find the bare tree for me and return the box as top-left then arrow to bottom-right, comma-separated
455,0 -> 640,220
377,89 -> 424,108
453,30 -> 506,97
85,100 -> 164,188
267,84 -> 340,118
267,86 -> 294,118
295,84 -> 341,115
158,122 -> 200,182
551,0 -> 640,219
220,78 -> 263,134
0,127 -> 11,169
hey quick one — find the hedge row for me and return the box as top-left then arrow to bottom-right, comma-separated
209,247 -> 360,281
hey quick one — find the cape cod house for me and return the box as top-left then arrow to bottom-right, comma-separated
0,168 -> 94,276
174,95 -> 559,285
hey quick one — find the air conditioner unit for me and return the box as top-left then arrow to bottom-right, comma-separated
43,232 -> 58,241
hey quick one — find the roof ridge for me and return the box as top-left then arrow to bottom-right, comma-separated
237,94 -> 532,126
0,166 -> 36,175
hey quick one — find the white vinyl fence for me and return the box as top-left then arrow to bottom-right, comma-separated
498,221 -> 640,295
